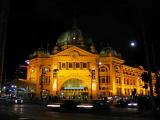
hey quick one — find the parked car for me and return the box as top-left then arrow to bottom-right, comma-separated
0,96 -> 10,103
8,97 -> 23,104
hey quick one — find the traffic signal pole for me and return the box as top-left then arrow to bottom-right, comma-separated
143,30 -> 156,111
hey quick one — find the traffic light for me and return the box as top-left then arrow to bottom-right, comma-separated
141,72 -> 150,83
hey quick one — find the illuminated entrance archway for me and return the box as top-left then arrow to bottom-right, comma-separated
60,79 -> 88,100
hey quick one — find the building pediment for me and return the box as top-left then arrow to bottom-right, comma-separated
52,46 -> 98,58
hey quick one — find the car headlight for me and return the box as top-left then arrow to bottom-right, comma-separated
128,103 -> 132,106
133,103 -> 137,106
47,104 -> 61,107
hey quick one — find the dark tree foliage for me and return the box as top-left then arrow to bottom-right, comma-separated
141,72 -> 150,83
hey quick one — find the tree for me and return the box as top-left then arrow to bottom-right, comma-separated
143,83 -> 148,89
141,72 -> 150,83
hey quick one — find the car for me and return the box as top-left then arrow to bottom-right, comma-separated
61,100 -> 79,110
0,96 -> 10,103
8,97 -> 24,104
14,97 -> 24,104
127,101 -> 138,108
92,100 -> 110,109
46,100 -> 79,111
46,102 -> 63,110
76,100 -> 110,112
76,103 -> 94,109
76,102 -> 94,112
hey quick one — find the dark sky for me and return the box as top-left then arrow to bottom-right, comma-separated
2,0 -> 159,79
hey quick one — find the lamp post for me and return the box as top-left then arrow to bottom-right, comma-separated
55,69 -> 59,96
40,72 -> 45,100
98,62 -> 102,98
90,70 -> 93,99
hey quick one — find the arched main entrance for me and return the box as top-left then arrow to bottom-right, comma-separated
60,79 -> 88,100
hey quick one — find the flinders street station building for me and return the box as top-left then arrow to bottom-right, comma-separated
24,25 -> 156,100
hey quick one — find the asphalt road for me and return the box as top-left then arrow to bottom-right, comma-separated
0,103 -> 159,120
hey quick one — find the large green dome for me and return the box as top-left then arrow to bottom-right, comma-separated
56,26 -> 84,47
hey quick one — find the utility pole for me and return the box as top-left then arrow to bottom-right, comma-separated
0,0 -> 10,91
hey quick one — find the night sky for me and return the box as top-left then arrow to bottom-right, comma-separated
2,0 -> 159,79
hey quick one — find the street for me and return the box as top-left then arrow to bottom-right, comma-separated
0,103 -> 159,120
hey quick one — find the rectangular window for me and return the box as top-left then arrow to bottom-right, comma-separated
117,88 -> 121,95
116,77 -> 121,84
62,63 -> 66,68
91,70 -> 95,79
128,89 -> 130,95
100,76 -> 105,83
106,76 -> 110,83
127,79 -> 129,85
83,63 -> 87,68
69,63 -> 72,68
133,80 -> 135,85
76,63 -> 79,68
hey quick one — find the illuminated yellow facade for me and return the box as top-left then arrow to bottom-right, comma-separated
26,26 -> 156,99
